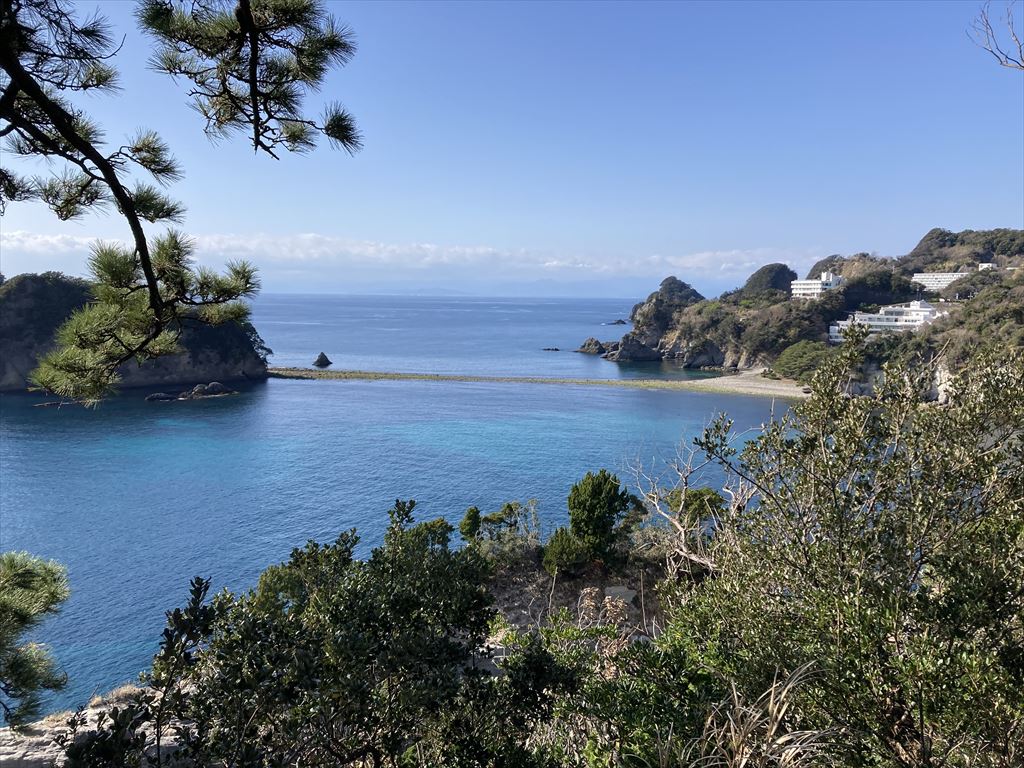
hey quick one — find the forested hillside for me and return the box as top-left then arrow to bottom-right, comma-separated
605,228 -> 1024,374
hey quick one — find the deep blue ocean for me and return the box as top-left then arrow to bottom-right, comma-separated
0,295 -> 785,713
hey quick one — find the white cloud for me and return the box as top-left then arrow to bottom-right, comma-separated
190,233 -> 516,269
1,229 -> 822,289
0,230 -> 105,255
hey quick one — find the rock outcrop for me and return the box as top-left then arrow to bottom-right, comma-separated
147,382 -> 238,402
145,391 -> 179,402
608,333 -> 660,361
0,272 -> 269,393
575,337 -> 607,355
606,277 -> 704,362
0,717 -> 64,768
312,351 -> 332,367
575,338 -> 621,356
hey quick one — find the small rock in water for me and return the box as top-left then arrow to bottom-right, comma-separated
575,337 -> 607,355
313,352 -> 332,368
542,347 -> 560,352
145,392 -> 178,402
161,382 -> 238,401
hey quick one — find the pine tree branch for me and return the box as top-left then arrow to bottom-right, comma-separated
0,39 -> 164,316
234,0 -> 272,157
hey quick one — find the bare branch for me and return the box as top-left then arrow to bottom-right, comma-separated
969,1 -> 1024,70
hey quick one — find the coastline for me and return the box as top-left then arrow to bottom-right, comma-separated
267,367 -> 809,400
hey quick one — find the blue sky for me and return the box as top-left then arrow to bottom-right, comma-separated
2,0 -> 1022,297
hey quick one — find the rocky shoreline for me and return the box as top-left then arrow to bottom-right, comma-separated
0,686 -> 142,768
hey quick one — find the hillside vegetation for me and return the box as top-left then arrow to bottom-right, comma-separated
875,267 -> 1024,370
40,347 -> 1024,768
605,228 -> 1024,372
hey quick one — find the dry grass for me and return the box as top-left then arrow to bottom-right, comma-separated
486,548 -> 666,636
688,664 -> 838,768
87,683 -> 143,709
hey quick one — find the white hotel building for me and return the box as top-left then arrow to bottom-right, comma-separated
829,300 -> 948,344
790,271 -> 843,300
911,271 -> 972,292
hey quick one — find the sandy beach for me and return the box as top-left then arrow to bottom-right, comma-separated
267,367 -> 809,400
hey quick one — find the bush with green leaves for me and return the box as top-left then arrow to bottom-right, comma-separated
514,347 -> 1024,767
669,343 -> 1024,766
473,500 -> 542,567
61,500 -> 568,767
541,527 -> 590,576
567,470 -> 634,562
770,339 -> 831,383
0,551 -> 69,728
459,505 -> 482,541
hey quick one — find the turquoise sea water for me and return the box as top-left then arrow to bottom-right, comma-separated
0,295 -> 786,712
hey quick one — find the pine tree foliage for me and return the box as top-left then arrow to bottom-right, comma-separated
0,551 -> 70,728
137,0 -> 362,157
567,470 -> 634,561
0,0 -> 358,401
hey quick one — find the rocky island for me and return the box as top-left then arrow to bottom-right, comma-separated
0,272 -> 269,394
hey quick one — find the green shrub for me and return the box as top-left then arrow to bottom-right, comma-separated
772,340 -> 831,383
678,346 -> 1024,767
473,500 -> 541,567
542,527 -> 590,576
662,486 -> 726,522
458,506 -> 481,541
62,501 -> 562,766
568,469 -> 633,561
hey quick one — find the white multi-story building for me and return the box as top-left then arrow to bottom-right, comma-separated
829,300 -> 948,343
911,271 -> 971,291
790,271 -> 843,300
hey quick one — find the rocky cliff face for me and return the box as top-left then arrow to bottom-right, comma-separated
605,277 -> 705,362
0,272 -> 268,393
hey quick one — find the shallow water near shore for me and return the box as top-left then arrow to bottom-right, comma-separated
1,295 -> 787,713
